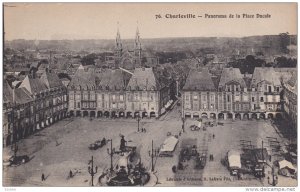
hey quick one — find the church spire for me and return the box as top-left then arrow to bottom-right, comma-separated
114,22 -> 123,68
116,22 -> 122,50
134,22 -> 142,62
134,22 -> 141,50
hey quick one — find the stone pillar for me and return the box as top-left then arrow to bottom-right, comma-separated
257,113 -> 260,119
240,113 -> 244,120
224,113 -> 227,120
232,113 -> 235,120
191,113 -> 194,119
249,113 -> 252,119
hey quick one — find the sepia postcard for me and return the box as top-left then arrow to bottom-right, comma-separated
2,2 -> 298,190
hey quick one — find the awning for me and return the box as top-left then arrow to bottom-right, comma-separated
278,160 -> 295,171
228,150 -> 241,169
160,136 -> 179,152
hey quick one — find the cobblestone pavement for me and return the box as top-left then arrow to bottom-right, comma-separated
3,105 -> 297,187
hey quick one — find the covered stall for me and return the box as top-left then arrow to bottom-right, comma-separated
227,150 -> 242,175
278,160 -> 296,177
159,136 -> 179,157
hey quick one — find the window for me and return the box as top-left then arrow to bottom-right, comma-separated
150,93 -> 154,101
268,86 -> 272,93
203,95 -> 206,102
227,95 -> 230,102
252,97 -> 255,102
112,94 -> 116,101
120,95 -> 124,101
193,95 -> 198,100
134,93 -> 139,100
77,102 -> 80,108
235,95 -> 240,102
185,95 -> 189,100
210,95 -> 215,102
276,87 -> 280,92
260,97 -> 264,102
236,87 -> 239,91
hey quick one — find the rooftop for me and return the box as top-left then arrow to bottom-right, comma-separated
219,68 -> 246,87
251,67 -> 281,87
183,68 -> 216,91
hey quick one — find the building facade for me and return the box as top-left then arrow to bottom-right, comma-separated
283,72 -> 297,130
182,67 -> 285,120
68,66 -> 170,118
3,71 -> 68,147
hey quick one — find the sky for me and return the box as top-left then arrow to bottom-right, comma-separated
4,3 -> 297,40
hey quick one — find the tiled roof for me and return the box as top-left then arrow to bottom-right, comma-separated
3,81 -> 13,104
15,87 -> 33,104
40,72 -> 64,89
127,68 -> 160,91
287,72 -> 297,89
183,68 -> 216,91
20,76 -> 48,94
95,69 -> 131,90
3,81 -> 33,105
219,68 -> 246,87
68,65 -> 96,90
251,67 -> 281,87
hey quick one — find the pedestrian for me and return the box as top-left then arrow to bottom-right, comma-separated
179,131 -> 181,136
69,170 -> 73,178
182,124 -> 185,133
41,173 -> 45,181
267,176 -> 270,184
213,134 -> 215,139
144,128 -> 146,133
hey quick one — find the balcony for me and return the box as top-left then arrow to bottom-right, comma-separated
264,92 -> 280,95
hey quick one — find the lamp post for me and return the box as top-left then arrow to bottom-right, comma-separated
88,156 -> 98,186
107,139 -> 115,172
137,115 -> 141,132
181,117 -> 185,132
148,140 -> 159,172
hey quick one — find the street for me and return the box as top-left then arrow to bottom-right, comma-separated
3,104 -> 297,187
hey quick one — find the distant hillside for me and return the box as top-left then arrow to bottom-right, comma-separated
5,35 -> 297,56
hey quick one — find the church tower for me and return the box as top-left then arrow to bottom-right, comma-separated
114,24 -> 123,67
134,26 -> 142,60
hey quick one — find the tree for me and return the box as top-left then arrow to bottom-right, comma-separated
58,73 -> 71,80
80,53 -> 97,66
279,32 -> 290,54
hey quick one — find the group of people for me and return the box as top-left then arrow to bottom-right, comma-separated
140,128 -> 147,133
